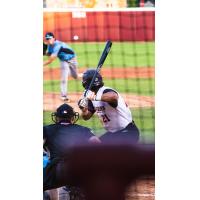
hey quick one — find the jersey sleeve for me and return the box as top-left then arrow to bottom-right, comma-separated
102,89 -> 118,108
102,88 -> 118,95
51,43 -> 62,57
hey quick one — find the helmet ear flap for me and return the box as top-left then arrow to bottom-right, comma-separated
82,80 -> 87,89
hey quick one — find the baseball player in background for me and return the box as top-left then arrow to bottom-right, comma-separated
78,69 -> 140,144
43,103 -> 100,193
43,32 -> 80,102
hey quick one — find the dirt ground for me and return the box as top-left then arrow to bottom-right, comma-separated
126,176 -> 155,200
44,67 -> 154,111
43,67 -> 154,111
43,92 -> 154,111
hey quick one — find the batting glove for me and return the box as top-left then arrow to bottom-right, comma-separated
85,90 -> 97,101
78,97 -> 88,109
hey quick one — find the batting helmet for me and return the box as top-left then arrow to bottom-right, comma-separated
51,103 -> 79,124
82,69 -> 104,91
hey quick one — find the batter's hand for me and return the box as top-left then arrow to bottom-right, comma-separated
85,90 -> 96,101
78,97 -> 88,109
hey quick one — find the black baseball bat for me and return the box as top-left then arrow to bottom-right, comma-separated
84,40 -> 112,97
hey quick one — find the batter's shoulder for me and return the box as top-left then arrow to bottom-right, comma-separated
102,87 -> 118,94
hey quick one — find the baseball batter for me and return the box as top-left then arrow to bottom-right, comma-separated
78,69 -> 140,143
43,32 -> 79,101
43,103 -> 100,191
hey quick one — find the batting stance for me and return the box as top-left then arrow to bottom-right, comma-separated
43,103 -> 100,191
43,32 -> 79,102
78,69 -> 140,143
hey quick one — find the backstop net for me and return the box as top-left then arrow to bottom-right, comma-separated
43,8 -> 155,144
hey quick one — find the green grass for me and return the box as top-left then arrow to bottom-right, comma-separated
44,78 -> 155,96
43,108 -> 155,143
44,41 -> 155,68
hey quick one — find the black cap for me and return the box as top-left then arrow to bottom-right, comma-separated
45,32 -> 55,40
55,104 -> 74,118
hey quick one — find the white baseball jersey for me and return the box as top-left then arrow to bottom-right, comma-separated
91,86 -> 132,133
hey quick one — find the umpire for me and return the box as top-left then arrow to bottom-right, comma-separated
43,103 -> 100,191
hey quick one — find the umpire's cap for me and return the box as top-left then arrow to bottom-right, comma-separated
55,103 -> 74,118
82,69 -> 104,91
45,32 -> 55,40
51,103 -> 79,124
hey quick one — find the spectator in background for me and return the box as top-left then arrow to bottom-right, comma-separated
132,0 -> 155,7
144,0 -> 155,7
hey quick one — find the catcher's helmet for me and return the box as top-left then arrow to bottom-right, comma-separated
51,103 -> 79,124
82,69 -> 104,91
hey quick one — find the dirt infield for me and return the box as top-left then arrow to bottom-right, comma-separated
44,67 -> 155,80
126,176 -> 155,200
44,92 -> 154,111
44,67 -> 154,111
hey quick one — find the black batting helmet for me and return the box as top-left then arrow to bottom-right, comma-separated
51,103 -> 79,124
82,69 -> 104,91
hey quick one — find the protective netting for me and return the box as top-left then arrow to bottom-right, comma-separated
43,9 -> 155,144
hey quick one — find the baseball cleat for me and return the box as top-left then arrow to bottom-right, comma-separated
60,96 -> 70,102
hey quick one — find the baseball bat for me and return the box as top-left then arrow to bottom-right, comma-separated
84,40 -> 112,97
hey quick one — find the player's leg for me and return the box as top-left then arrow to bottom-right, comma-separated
67,186 -> 86,200
116,122 -> 140,143
60,61 -> 69,100
68,57 -> 79,79
123,122 -> 140,142
99,132 -> 134,144
99,132 -> 114,143
100,122 -> 140,144
49,189 -> 59,200
58,187 -> 70,200
43,191 -> 50,200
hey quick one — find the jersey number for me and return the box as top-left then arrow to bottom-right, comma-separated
101,114 -> 110,123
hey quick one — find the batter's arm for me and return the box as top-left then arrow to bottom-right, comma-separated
78,98 -> 95,120
80,107 -> 94,120
101,91 -> 118,105
86,89 -> 118,106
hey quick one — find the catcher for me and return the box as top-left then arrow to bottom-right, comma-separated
78,69 -> 140,144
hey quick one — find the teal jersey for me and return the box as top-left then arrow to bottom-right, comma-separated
47,40 -> 75,61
